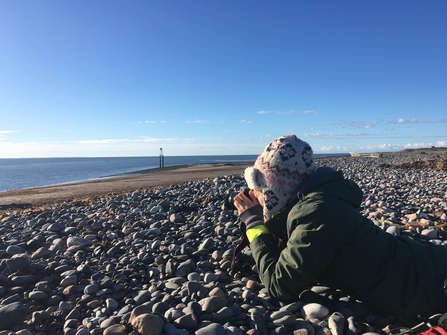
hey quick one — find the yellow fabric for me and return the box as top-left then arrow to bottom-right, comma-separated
246,225 -> 270,243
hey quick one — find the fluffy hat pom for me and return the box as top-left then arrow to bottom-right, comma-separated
244,166 -> 259,191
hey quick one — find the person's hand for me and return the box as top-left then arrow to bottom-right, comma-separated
234,190 -> 260,215
234,190 -> 264,230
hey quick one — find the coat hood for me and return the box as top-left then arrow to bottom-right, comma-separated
265,167 -> 363,240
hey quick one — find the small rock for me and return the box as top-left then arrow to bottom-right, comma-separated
6,245 -> 26,255
328,312 -> 346,335
170,213 -> 184,223
199,296 -> 228,313
225,326 -> 244,335
60,275 -> 77,287
164,323 -> 189,335
174,313 -> 198,329
103,324 -> 127,335
195,323 -> 226,335
131,313 -> 164,335
6,253 -> 31,272
29,290 -> 49,300
0,301 -> 28,331
421,229 -> 438,239
386,226 -> 400,236
67,236 -> 93,248
203,272 -> 219,283
301,303 -> 329,319
106,298 -> 119,312
270,310 -> 296,327
208,287 -> 226,298
213,306 -> 234,323
31,247 -> 50,259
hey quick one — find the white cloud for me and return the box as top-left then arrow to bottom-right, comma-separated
391,118 -> 429,124
304,132 -> 367,138
347,121 -> 377,129
403,143 -> 426,149
359,144 -> 402,151
357,141 -> 447,152
318,146 -> 349,152
0,130 -> 18,140
72,136 -> 229,146
185,119 -> 211,124
302,110 -> 320,115
136,120 -> 157,124
240,120 -> 252,124
403,141 -> 447,149
257,110 -> 295,115
0,136 -> 240,158
74,139 -> 133,144
73,136 -> 183,144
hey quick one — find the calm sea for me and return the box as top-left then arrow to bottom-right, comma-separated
0,154 -> 346,192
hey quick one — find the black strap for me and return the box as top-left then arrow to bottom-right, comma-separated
230,222 -> 250,274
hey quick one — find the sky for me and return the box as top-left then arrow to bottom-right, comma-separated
0,1 -> 446,158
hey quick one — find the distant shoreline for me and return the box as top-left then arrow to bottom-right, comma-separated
0,155 -> 260,193
0,162 -> 255,210
111,161 -> 255,177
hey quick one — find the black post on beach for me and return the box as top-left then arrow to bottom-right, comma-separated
159,148 -> 164,168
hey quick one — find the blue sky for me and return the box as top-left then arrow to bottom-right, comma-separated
0,1 -> 446,158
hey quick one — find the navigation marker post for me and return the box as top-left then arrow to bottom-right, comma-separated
159,148 -> 164,168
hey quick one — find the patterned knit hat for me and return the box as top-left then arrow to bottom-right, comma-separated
244,135 -> 316,221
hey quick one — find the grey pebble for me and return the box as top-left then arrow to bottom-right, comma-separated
195,323 -> 226,335
6,253 -> 31,272
270,310 -> 296,327
29,290 -> 49,300
75,328 -> 92,335
301,303 -> 329,319
100,317 -> 116,328
0,301 -> 28,331
199,296 -> 228,313
6,245 -> 26,255
164,323 -> 189,335
134,290 -> 152,305
386,225 -> 400,236
103,324 -> 127,335
187,272 -> 201,282
174,313 -> 198,329
421,229 -> 438,239
165,308 -> 183,322
213,306 -> 234,323
225,326 -> 244,335
328,312 -> 346,335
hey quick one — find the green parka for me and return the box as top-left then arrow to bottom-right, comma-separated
249,169 -> 447,318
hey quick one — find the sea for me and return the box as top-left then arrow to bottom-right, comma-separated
0,154 -> 347,192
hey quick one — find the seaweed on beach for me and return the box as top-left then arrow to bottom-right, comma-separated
379,155 -> 447,171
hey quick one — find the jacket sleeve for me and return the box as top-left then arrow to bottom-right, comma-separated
250,201 -> 351,302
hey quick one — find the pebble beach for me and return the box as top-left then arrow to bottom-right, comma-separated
0,152 -> 446,335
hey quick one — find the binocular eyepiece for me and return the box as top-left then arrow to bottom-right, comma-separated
222,188 -> 250,211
